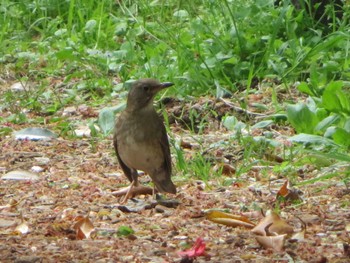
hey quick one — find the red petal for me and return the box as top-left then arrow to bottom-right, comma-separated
178,237 -> 206,258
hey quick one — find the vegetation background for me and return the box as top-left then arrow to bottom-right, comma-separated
0,0 -> 349,262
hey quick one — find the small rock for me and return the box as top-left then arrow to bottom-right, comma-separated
62,106 -> 76,117
31,166 -> 44,173
2,170 -> 39,181
14,127 -> 57,141
11,82 -> 25,92
104,172 -> 123,178
74,126 -> 91,137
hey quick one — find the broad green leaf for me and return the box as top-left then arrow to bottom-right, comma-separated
344,118 -> 350,132
55,48 -> 75,60
271,114 -> 288,122
222,116 -> 238,131
297,82 -> 314,96
223,56 -> 239,65
251,120 -> 274,129
332,128 -> 350,147
85,20 -> 97,32
322,81 -> 350,115
215,80 -> 231,98
54,28 -> 67,36
288,133 -> 337,146
222,116 -> 246,132
314,115 -> 340,132
286,103 -> 319,134
173,10 -> 189,18
307,150 -> 350,163
98,103 -> 126,135
297,172 -> 340,186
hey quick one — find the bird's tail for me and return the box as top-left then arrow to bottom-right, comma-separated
155,179 -> 177,194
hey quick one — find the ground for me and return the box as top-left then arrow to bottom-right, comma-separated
0,91 -> 350,263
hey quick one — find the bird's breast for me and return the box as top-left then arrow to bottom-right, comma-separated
116,110 -> 164,173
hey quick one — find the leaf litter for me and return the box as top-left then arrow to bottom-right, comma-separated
0,89 -> 350,262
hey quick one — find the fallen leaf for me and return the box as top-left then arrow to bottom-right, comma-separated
206,210 -> 255,228
276,180 -> 303,202
117,225 -> 134,237
178,237 -> 206,258
256,234 -> 287,252
251,211 -> 294,236
221,163 -> 236,176
73,216 -> 94,240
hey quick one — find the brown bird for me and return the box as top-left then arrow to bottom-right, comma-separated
113,79 -> 176,201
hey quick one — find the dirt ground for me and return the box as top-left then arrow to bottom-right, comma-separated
1,97 -> 350,263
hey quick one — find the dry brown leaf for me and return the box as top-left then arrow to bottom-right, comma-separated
291,229 -> 305,241
73,216 -> 94,240
221,163 -> 236,176
277,180 -> 289,197
180,140 -> 193,149
290,215 -> 306,241
251,211 -> 294,236
276,180 -> 303,202
256,234 -> 287,252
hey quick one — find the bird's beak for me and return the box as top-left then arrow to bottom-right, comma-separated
151,82 -> 174,95
160,82 -> 174,89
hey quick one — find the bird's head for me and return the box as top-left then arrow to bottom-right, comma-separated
126,78 -> 174,112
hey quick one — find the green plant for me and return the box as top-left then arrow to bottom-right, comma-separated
287,81 -> 350,147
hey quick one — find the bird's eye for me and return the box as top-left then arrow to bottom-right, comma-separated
143,86 -> 150,92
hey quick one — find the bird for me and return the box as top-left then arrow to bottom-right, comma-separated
113,78 -> 177,202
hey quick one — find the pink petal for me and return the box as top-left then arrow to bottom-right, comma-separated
178,237 -> 206,258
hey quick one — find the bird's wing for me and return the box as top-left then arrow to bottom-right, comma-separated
113,127 -> 133,183
159,123 -> 172,177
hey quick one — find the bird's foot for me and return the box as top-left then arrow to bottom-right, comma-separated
155,193 -> 181,208
112,185 -> 154,203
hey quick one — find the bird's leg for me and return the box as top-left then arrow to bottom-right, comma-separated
120,180 -> 135,204
152,185 -> 156,200
113,170 -> 155,202
119,169 -> 139,203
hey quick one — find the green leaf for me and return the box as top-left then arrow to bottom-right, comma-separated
215,80 -> 231,98
314,115 -> 340,132
222,116 -> 246,132
297,172 -> 340,186
117,226 -> 134,237
288,133 -> 337,146
332,128 -> 350,147
85,20 -> 97,32
271,114 -> 288,122
173,10 -> 189,18
251,120 -> 274,129
55,48 -> 75,60
307,150 -> 350,163
54,28 -> 67,36
222,116 -> 238,131
223,56 -> 239,65
322,81 -> 350,115
286,103 -> 319,134
98,103 -> 126,135
297,82 -> 314,96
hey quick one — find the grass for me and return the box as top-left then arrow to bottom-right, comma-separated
1,0 -> 350,186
